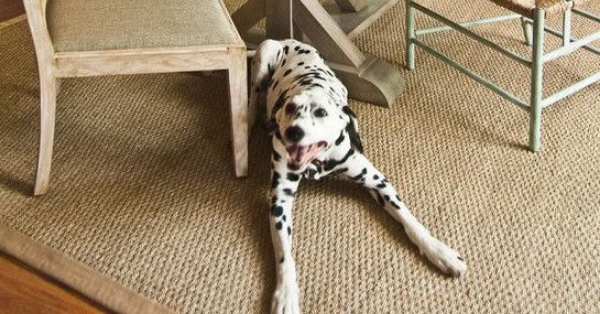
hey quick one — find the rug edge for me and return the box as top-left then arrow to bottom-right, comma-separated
0,222 -> 174,314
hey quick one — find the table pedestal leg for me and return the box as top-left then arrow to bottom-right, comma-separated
231,0 -> 404,107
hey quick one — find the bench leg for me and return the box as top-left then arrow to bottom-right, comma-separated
529,9 -> 545,152
228,48 -> 249,177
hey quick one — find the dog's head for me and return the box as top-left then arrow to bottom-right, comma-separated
270,90 -> 363,169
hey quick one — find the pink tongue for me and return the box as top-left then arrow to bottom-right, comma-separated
290,145 -> 320,164
290,146 -> 307,163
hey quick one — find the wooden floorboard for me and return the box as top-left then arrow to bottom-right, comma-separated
0,0 -> 24,23
0,253 -> 109,314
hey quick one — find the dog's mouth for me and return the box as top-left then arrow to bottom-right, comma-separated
286,141 -> 327,166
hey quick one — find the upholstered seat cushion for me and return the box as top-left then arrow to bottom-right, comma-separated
47,0 -> 239,52
489,0 -> 591,18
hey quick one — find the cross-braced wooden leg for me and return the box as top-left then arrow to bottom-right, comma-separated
228,48 -> 249,177
34,74 -> 57,195
529,9 -> 545,152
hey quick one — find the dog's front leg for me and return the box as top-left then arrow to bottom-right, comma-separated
269,154 -> 302,314
342,152 -> 467,277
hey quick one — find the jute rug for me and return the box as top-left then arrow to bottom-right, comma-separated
1,0 -> 599,313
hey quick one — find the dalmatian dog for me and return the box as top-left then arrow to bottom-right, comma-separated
250,39 -> 467,314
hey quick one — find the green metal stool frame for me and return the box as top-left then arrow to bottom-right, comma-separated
405,0 -> 600,152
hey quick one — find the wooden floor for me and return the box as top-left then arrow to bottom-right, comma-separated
0,14 -> 108,314
0,254 -> 109,314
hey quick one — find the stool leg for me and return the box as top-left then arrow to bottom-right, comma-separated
520,16 -> 533,46
529,9 -> 545,152
405,0 -> 416,70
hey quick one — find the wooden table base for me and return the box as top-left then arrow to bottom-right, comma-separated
232,0 -> 404,107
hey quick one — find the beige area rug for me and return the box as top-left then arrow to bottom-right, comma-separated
2,0 -> 600,313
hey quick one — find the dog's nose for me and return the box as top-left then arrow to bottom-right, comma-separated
285,126 -> 305,143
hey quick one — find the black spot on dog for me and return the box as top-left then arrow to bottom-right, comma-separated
281,257 -> 285,263
375,191 -> 385,206
276,221 -> 283,230
335,132 -> 345,146
287,226 -> 292,235
299,80 -> 312,87
271,196 -> 277,204
390,201 -> 401,209
342,106 -> 357,118
267,119 -> 278,134
305,168 -> 318,180
345,121 -> 364,153
297,62 -> 304,66
283,188 -> 294,197
271,172 -> 281,189
350,168 -> 367,181
284,69 -> 293,76
287,163 -> 301,171
271,92 -> 289,115
274,130 -> 283,141
324,149 -> 355,172
294,72 -> 323,82
272,80 -> 279,89
310,83 -> 324,89
294,46 -> 300,51
271,205 -> 284,217
273,150 -> 282,162
282,215 -> 287,222
305,66 -> 310,69
283,46 -> 290,54
457,256 -> 464,261
287,173 -> 300,182
281,59 -> 286,66
373,174 -> 379,180
384,195 -> 390,201
376,182 -> 386,189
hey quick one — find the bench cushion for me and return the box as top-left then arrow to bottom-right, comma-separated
47,0 -> 240,52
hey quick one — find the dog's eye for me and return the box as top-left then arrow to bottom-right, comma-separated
285,103 -> 296,115
314,108 -> 327,118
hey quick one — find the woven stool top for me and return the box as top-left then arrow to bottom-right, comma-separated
489,0 -> 591,18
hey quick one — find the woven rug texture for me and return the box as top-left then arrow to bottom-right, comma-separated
1,0 -> 599,313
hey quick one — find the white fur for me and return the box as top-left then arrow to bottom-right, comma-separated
250,39 -> 466,314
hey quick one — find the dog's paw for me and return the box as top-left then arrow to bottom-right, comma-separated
271,281 -> 301,314
421,238 -> 467,277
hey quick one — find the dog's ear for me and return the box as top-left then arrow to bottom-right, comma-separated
342,106 -> 363,153
266,119 -> 278,135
